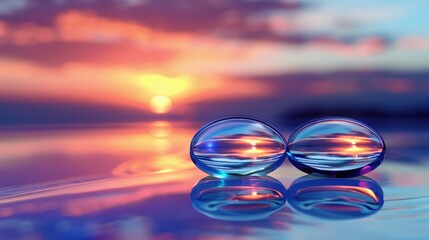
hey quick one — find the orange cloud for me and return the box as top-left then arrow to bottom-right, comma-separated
0,21 -> 7,39
55,10 -> 207,52
0,10 -> 196,49
56,10 -> 153,43
10,23 -> 55,45
0,10 -> 256,72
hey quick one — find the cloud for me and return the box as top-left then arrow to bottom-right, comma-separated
55,10 -> 154,44
0,41 -> 175,67
0,10 -> 191,46
7,23 -> 55,45
291,5 -> 407,34
0,0 -> 29,16
0,0 -> 305,29
312,36 -> 390,57
0,0 -> 305,42
0,0 -> 423,81
0,11 -> 186,66
396,36 -> 429,50
0,0 -> 397,70
0,15 -> 390,71
0,21 -> 7,39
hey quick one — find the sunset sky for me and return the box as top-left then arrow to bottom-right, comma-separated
0,0 -> 428,124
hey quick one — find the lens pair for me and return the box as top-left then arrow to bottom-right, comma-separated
190,116 -> 385,178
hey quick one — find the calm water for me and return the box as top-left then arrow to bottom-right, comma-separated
0,121 -> 428,240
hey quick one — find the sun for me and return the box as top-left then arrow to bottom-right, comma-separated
149,95 -> 172,114
140,74 -> 190,96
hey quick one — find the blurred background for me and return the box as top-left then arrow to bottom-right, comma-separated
1,1 -> 429,239
0,0 -> 428,127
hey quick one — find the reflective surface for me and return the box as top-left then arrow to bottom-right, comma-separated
0,122 -> 428,239
190,176 -> 287,221
287,176 -> 384,220
287,118 -> 385,177
190,117 -> 287,177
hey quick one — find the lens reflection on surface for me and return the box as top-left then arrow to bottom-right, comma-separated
287,176 -> 384,220
190,176 -> 287,221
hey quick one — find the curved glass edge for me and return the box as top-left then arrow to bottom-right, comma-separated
286,116 -> 386,177
287,117 -> 386,148
189,116 -> 288,178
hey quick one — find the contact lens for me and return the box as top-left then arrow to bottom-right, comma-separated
190,117 -> 287,178
287,118 -> 385,177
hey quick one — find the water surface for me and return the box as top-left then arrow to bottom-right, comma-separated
0,122 -> 428,239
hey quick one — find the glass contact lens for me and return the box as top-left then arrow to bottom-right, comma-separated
190,117 -> 287,177
287,117 -> 385,177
